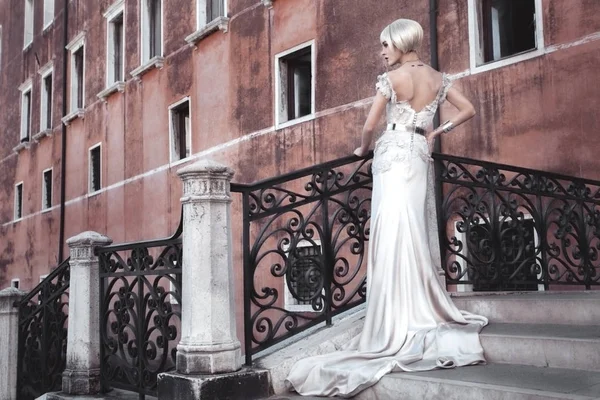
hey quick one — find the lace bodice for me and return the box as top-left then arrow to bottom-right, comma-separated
375,72 -> 453,129
371,72 -> 453,175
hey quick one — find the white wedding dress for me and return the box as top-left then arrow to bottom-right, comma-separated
285,73 -> 488,398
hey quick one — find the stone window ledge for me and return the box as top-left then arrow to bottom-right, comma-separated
33,129 -> 53,142
12,141 -> 31,153
185,17 -> 230,45
97,81 -> 125,101
131,56 -> 164,79
62,109 -> 85,126
262,0 -> 274,7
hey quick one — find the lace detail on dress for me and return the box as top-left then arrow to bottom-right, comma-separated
376,74 -> 392,100
371,134 -> 432,175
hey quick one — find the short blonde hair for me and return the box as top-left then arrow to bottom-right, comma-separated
380,19 -> 423,53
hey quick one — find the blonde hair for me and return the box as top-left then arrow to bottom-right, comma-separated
380,19 -> 423,53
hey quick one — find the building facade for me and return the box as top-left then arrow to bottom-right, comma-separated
0,0 -> 599,293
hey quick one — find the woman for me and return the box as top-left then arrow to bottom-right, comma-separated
285,19 -> 488,397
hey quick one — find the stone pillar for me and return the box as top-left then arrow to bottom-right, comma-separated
158,159 -> 271,400
0,287 -> 26,400
61,231 -> 112,395
175,159 -> 242,374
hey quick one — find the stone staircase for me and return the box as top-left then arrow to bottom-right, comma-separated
259,291 -> 600,400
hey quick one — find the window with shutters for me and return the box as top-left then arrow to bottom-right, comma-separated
42,168 -> 53,210
15,182 -> 23,220
169,98 -> 191,162
468,0 -> 544,73
24,0 -> 34,48
275,41 -> 315,129
44,0 -> 55,29
89,144 -> 102,193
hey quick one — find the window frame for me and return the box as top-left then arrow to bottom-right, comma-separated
141,0 -> 163,63
19,80 -> 33,143
24,0 -> 34,48
11,279 -> 20,289
88,143 -> 102,194
42,167 -> 53,211
104,0 -> 126,88
467,0 -> 544,74
14,182 -> 24,221
168,97 -> 192,164
274,40 -> 316,130
39,62 -> 54,133
43,0 -> 55,30
66,32 -> 86,113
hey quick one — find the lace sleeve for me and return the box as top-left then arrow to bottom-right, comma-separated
438,73 -> 453,105
375,73 -> 392,100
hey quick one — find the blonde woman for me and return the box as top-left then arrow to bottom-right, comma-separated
285,19 -> 488,397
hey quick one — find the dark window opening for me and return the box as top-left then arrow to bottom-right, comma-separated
149,0 -> 162,58
74,47 -> 84,108
15,184 -> 23,219
171,101 -> 190,161
479,0 -> 537,63
207,0 -> 225,22
44,74 -> 53,130
280,47 -> 312,122
43,170 -> 52,209
287,244 -> 322,306
90,146 -> 101,192
112,15 -> 124,82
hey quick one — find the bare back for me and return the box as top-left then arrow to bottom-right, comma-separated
387,64 -> 444,113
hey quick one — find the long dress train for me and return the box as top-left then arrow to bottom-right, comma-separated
284,73 -> 488,398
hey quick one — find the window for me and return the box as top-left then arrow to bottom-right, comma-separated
20,82 -> 33,143
142,0 -> 162,62
284,240 -> 324,312
453,215 -> 544,293
275,41 -> 315,128
44,0 -> 55,29
468,0 -> 544,73
105,1 -> 125,86
89,144 -> 101,193
42,168 -> 52,210
64,33 -> 86,121
169,98 -> 191,162
207,0 -> 226,23
11,279 -> 20,289
39,63 -> 53,132
24,0 -> 34,48
15,182 -> 23,220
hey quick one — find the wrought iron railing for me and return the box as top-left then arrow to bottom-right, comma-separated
231,154 -> 374,365
16,258 -> 70,400
437,154 -> 600,290
233,151 -> 600,363
96,220 -> 183,399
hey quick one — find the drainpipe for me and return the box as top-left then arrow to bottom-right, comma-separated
58,0 -> 69,262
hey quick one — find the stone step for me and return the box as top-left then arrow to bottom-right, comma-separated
266,364 -> 600,400
481,323 -> 600,371
452,291 -> 600,325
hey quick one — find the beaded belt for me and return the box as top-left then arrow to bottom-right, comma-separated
386,123 -> 425,135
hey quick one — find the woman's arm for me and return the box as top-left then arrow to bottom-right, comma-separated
429,86 -> 476,138
354,92 -> 388,157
